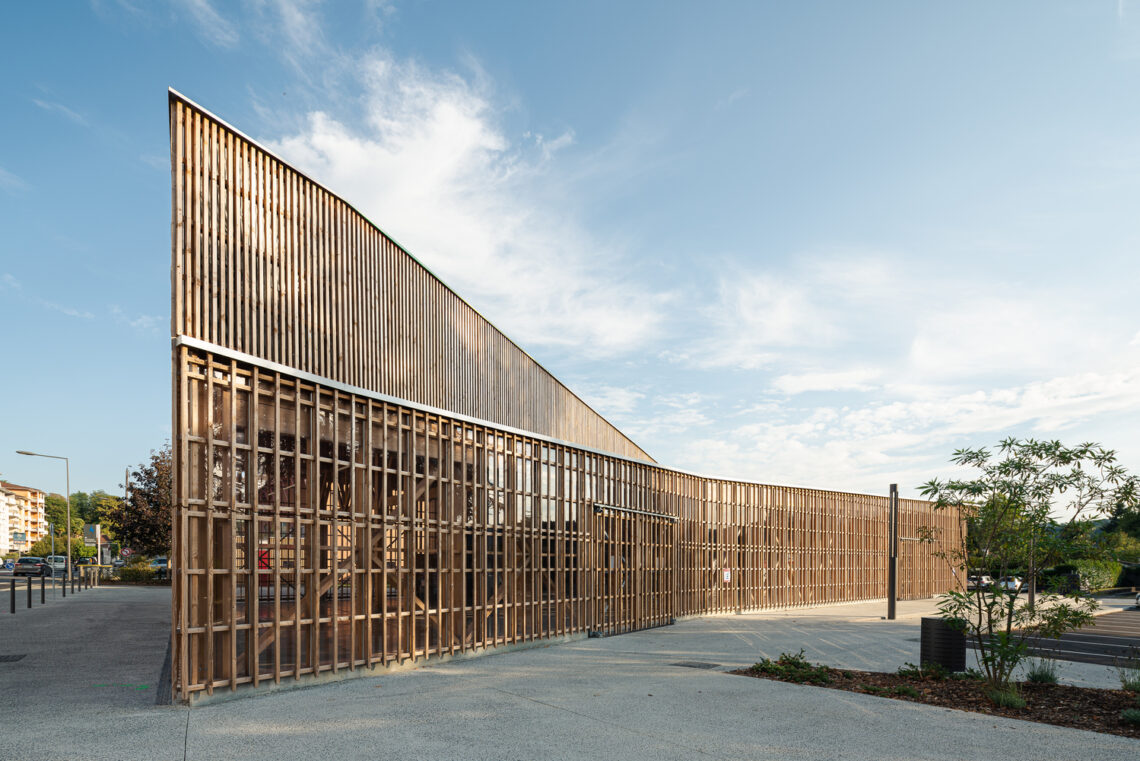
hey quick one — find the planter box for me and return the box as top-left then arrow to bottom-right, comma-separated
920,616 -> 966,672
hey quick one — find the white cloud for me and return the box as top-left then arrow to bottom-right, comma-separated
110,305 -> 162,332
0,166 -> 28,193
683,272 -> 836,369
177,0 -> 239,47
32,98 -> 88,126
674,366 -> 1140,496
580,385 -> 645,417
772,368 -> 881,394
265,52 -> 668,356
139,154 -> 168,170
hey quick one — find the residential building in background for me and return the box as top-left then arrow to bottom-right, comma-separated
1,481 -> 47,553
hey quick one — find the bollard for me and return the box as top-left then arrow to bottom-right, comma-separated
10,577 -> 14,613
27,577 -> 33,608
41,575 -> 45,604
61,570 -> 66,598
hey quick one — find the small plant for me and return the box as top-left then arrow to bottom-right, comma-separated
988,687 -> 1027,709
1116,646 -> 1140,692
750,649 -> 832,685
1025,657 -> 1060,684
841,670 -> 854,679
897,661 -> 948,681
949,667 -> 985,681
859,684 -> 885,694
892,685 -> 920,698
897,662 -> 922,678
1122,708 -> 1140,727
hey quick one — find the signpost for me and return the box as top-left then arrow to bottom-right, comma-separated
120,548 -> 133,558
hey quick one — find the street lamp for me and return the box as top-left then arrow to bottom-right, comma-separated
17,450 -> 70,581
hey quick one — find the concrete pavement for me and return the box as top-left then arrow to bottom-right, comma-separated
2,588 -> 1137,760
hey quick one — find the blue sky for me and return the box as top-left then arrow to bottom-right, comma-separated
3,1 -> 1140,500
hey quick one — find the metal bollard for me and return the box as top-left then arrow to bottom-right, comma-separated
41,575 -> 45,604
62,570 -> 66,597
27,577 -> 32,608
10,577 -> 14,613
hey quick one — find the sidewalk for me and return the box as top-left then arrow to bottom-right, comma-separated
2,589 -> 1136,760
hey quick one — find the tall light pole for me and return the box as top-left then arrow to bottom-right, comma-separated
17,450 -> 70,581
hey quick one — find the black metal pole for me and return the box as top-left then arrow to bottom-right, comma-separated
10,577 -> 15,613
887,483 -> 898,620
27,577 -> 32,608
40,575 -> 45,604
62,568 -> 66,597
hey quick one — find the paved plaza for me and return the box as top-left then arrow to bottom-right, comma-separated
2,586 -> 1137,760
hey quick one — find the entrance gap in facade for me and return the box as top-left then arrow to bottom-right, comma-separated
592,504 -> 676,637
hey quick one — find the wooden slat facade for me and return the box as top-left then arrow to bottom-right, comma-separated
169,91 -> 963,702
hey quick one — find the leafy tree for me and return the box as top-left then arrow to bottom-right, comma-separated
89,492 -> 122,539
27,536 -> 95,560
921,438 -> 1138,692
43,493 -> 81,535
105,444 -> 172,557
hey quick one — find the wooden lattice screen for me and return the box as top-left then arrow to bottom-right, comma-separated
169,91 -> 963,702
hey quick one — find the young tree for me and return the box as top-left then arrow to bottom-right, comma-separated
921,438 -> 1138,694
105,444 -> 172,557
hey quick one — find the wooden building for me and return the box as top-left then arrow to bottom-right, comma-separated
168,90 -> 962,702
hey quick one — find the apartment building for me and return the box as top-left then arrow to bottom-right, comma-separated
0,481 -> 48,553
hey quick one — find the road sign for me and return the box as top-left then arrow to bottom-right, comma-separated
120,548 -> 133,558
722,568 -> 731,584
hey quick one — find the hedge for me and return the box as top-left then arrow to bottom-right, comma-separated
1044,560 -> 1123,591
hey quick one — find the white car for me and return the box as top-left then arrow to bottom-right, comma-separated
996,576 -> 1023,593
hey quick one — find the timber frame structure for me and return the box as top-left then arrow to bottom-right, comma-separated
169,90 -> 962,703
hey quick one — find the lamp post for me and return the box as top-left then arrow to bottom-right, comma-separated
17,451 -> 70,583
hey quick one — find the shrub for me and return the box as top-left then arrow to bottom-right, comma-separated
1025,658 -> 1060,684
750,649 -> 832,685
1122,709 -> 1140,727
988,687 -> 1026,709
1118,646 -> 1140,692
118,567 -> 156,583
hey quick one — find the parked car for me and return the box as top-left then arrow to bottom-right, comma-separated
44,555 -> 69,577
967,575 -> 994,590
111,557 -> 125,568
149,556 -> 169,579
996,576 -> 1023,593
13,557 -> 48,577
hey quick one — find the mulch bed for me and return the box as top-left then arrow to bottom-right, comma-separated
731,663 -> 1140,739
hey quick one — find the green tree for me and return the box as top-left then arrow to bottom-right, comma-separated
43,493 -> 81,535
920,438 -> 1138,693
89,491 -> 122,539
27,535 -> 94,560
105,444 -> 172,557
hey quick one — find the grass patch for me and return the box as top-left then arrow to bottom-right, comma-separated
892,685 -> 920,698
988,687 -> 1027,709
